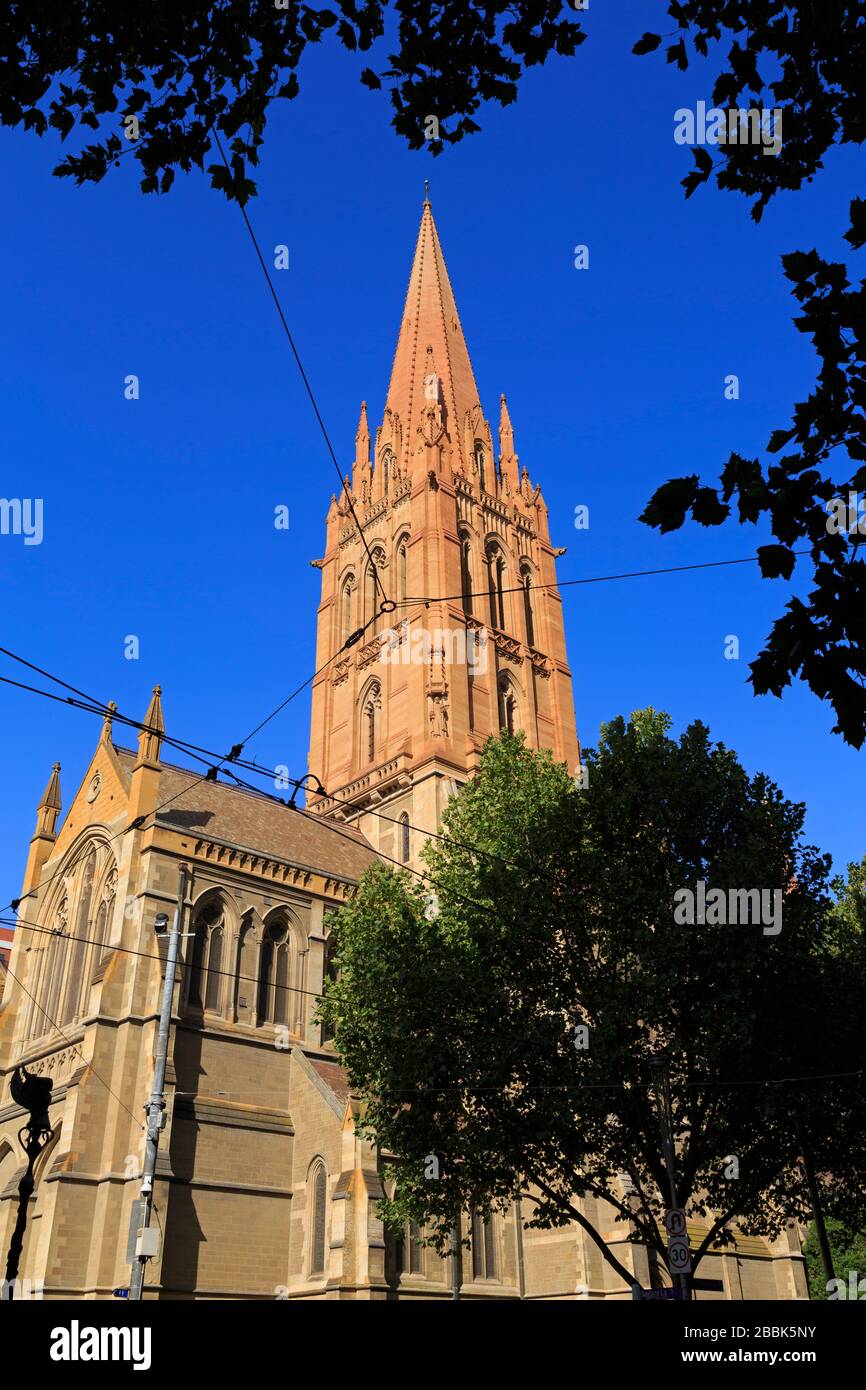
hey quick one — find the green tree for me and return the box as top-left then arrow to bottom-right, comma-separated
321,720 -> 865,1285
0,2 -> 584,203
802,1219 -> 866,1301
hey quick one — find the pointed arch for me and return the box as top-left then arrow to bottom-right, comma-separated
235,911 -> 258,1024
497,672 -> 521,737
380,446 -> 395,499
321,925 -> 338,1044
394,532 -> 409,604
486,540 -> 507,631
359,677 -> 382,766
340,571 -> 356,643
459,527 -> 473,617
256,907 -> 300,1029
187,890 -> 236,1015
474,440 -> 487,494
308,1156 -> 329,1277
60,847 -> 96,1025
22,832 -> 115,1040
520,559 -> 535,647
471,1207 -> 499,1280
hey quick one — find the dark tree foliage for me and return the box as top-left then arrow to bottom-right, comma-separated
0,1 -> 584,203
321,725 -> 866,1284
634,4 -> 866,746
632,3 -> 865,223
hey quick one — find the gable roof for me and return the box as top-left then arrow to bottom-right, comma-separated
113,747 -> 376,883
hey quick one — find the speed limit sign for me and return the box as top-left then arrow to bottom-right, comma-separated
668,1234 -> 692,1274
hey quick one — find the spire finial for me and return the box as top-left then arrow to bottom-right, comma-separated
423,178 -> 430,205
102,699 -> 117,741
34,762 -> 62,839
137,685 -> 165,767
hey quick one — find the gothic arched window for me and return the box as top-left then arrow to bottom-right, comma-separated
486,544 -> 506,631
38,891 -> 69,1037
459,533 -> 473,617
474,441 -> 486,494
399,813 -> 410,864
322,929 -> 338,1043
521,563 -> 535,647
396,536 -> 408,603
365,546 -> 386,632
257,918 -> 291,1028
189,901 -> 225,1012
309,1160 -> 328,1276
471,1208 -> 498,1280
381,448 -> 394,498
498,677 -> 518,737
236,920 -> 257,1024
93,863 -> 117,969
341,575 -> 355,643
61,849 -> 95,1025
362,681 -> 381,765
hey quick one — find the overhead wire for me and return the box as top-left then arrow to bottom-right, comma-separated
210,126 -> 390,610
0,619 -> 378,918
399,549 -> 813,608
1,917 -> 859,1097
0,951 -> 145,1131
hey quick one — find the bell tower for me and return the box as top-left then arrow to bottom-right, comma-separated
307,193 -> 580,864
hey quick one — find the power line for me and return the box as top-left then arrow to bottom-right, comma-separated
0,626 -> 375,917
0,952 -> 144,1131
0,619 -> 536,898
210,127 -> 390,609
1,913 -> 327,1009
0,618 -> 543,876
3,915 -> 860,1098
401,549 -> 813,608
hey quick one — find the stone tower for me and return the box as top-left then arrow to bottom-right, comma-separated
307,194 -> 580,864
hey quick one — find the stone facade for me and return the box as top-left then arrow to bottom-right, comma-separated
306,194 -> 580,866
0,200 -> 808,1301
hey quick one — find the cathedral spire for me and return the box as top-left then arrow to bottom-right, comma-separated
137,685 -> 164,767
381,197 -> 483,474
34,763 -> 62,839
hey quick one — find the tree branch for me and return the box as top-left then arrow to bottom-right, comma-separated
526,1169 -> 638,1290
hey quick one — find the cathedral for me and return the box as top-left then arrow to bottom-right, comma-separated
0,197 -> 807,1300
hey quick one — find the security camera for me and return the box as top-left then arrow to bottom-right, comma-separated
154,912 -> 169,934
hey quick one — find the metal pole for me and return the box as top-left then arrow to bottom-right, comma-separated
450,1212 -> 462,1301
514,1187 -> 526,1300
651,1058 -> 690,1301
129,863 -> 188,1301
3,1067 -> 54,1299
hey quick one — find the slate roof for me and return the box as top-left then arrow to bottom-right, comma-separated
114,746 -> 376,883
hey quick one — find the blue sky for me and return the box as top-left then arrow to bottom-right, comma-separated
0,2 -> 862,903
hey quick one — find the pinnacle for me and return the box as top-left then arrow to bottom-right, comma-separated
381,200 -> 482,473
